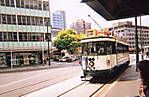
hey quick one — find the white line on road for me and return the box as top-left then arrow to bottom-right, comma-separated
0,71 -> 50,88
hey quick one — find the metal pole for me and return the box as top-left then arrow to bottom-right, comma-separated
135,17 -> 139,64
11,51 -> 13,69
47,21 -> 51,66
140,16 -> 144,60
42,37 -> 44,64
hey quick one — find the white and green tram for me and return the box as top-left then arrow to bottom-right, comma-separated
80,36 -> 130,78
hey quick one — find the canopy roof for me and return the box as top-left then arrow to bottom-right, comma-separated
82,0 -> 149,20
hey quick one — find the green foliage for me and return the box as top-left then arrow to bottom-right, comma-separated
54,29 -> 81,54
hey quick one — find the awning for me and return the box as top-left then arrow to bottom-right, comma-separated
81,0 -> 149,20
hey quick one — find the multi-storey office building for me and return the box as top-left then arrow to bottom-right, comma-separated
51,10 -> 66,30
109,21 -> 149,52
0,0 -> 52,67
70,19 -> 91,34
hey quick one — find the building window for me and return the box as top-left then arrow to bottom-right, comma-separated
22,16 -> 27,25
12,15 -> 16,24
43,1 -> 49,10
25,0 -> 30,9
1,0 -> 5,6
16,0 -> 21,7
2,14 -> 7,24
10,0 -> 15,7
3,32 -> 8,41
7,14 -> 11,24
20,0 -> 25,8
0,14 -> 2,24
22,32 -> 27,41
37,0 -> 42,10
5,0 -> 10,6
26,16 -> 31,25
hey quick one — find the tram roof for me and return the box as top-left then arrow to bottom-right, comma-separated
81,0 -> 149,20
81,36 -> 129,45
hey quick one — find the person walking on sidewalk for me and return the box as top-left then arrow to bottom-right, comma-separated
144,52 -> 149,60
137,60 -> 149,97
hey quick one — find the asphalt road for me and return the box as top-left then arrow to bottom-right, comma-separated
0,61 -> 82,97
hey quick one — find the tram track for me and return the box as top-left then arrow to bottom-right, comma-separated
22,66 -> 127,97
57,81 -> 87,97
58,81 -> 105,97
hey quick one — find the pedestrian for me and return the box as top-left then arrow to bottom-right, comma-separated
136,60 -> 149,97
144,52 -> 149,60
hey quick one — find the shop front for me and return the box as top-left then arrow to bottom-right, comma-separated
0,51 -> 43,68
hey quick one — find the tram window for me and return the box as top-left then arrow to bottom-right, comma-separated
97,47 -> 105,55
82,43 -> 88,55
88,42 -> 96,55
96,42 -> 106,55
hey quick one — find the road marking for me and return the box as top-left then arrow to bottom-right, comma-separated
0,71 -> 50,88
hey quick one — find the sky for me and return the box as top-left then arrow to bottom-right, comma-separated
50,0 -> 149,29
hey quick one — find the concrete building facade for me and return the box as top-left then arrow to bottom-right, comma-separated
0,0 -> 52,67
109,21 -> 149,51
51,10 -> 66,30
70,19 -> 91,34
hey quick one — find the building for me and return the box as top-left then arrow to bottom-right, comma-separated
109,21 -> 149,51
70,19 -> 91,34
0,0 -> 52,67
51,10 -> 66,30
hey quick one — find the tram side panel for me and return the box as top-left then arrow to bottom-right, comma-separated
81,54 -> 117,76
116,53 -> 130,67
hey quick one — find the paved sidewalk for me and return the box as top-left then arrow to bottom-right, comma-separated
0,60 -> 79,73
104,64 -> 140,97
0,64 -> 51,73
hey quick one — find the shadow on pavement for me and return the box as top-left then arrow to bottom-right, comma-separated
118,65 -> 140,81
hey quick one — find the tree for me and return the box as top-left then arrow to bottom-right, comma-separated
54,29 -> 81,54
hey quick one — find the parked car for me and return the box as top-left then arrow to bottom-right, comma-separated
59,56 -> 72,62
70,55 -> 78,61
53,55 -> 61,62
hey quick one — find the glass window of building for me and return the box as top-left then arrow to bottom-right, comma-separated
25,0 -> 30,9
22,16 -> 27,25
26,16 -> 31,25
32,17 -> 36,25
39,17 -> 43,26
0,33 -> 2,41
37,0 -> 42,10
2,14 -> 7,24
0,14 -> 2,24
16,0 -> 21,7
12,15 -> 16,24
5,0 -> 10,6
1,0 -> 5,6
22,32 -> 27,41
7,14 -> 11,24
30,0 -> 34,9
20,0 -> 25,8
3,32 -> 8,41
13,32 -> 17,41
19,33 -> 23,41
8,32 -> 13,41
17,15 -> 22,25
10,0 -> 14,7
43,1 -> 49,10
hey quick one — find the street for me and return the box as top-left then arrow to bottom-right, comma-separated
0,61 -> 82,97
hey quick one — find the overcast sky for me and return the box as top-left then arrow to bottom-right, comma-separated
50,0 -> 149,29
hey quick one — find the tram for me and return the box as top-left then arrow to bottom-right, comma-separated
80,30 -> 130,78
